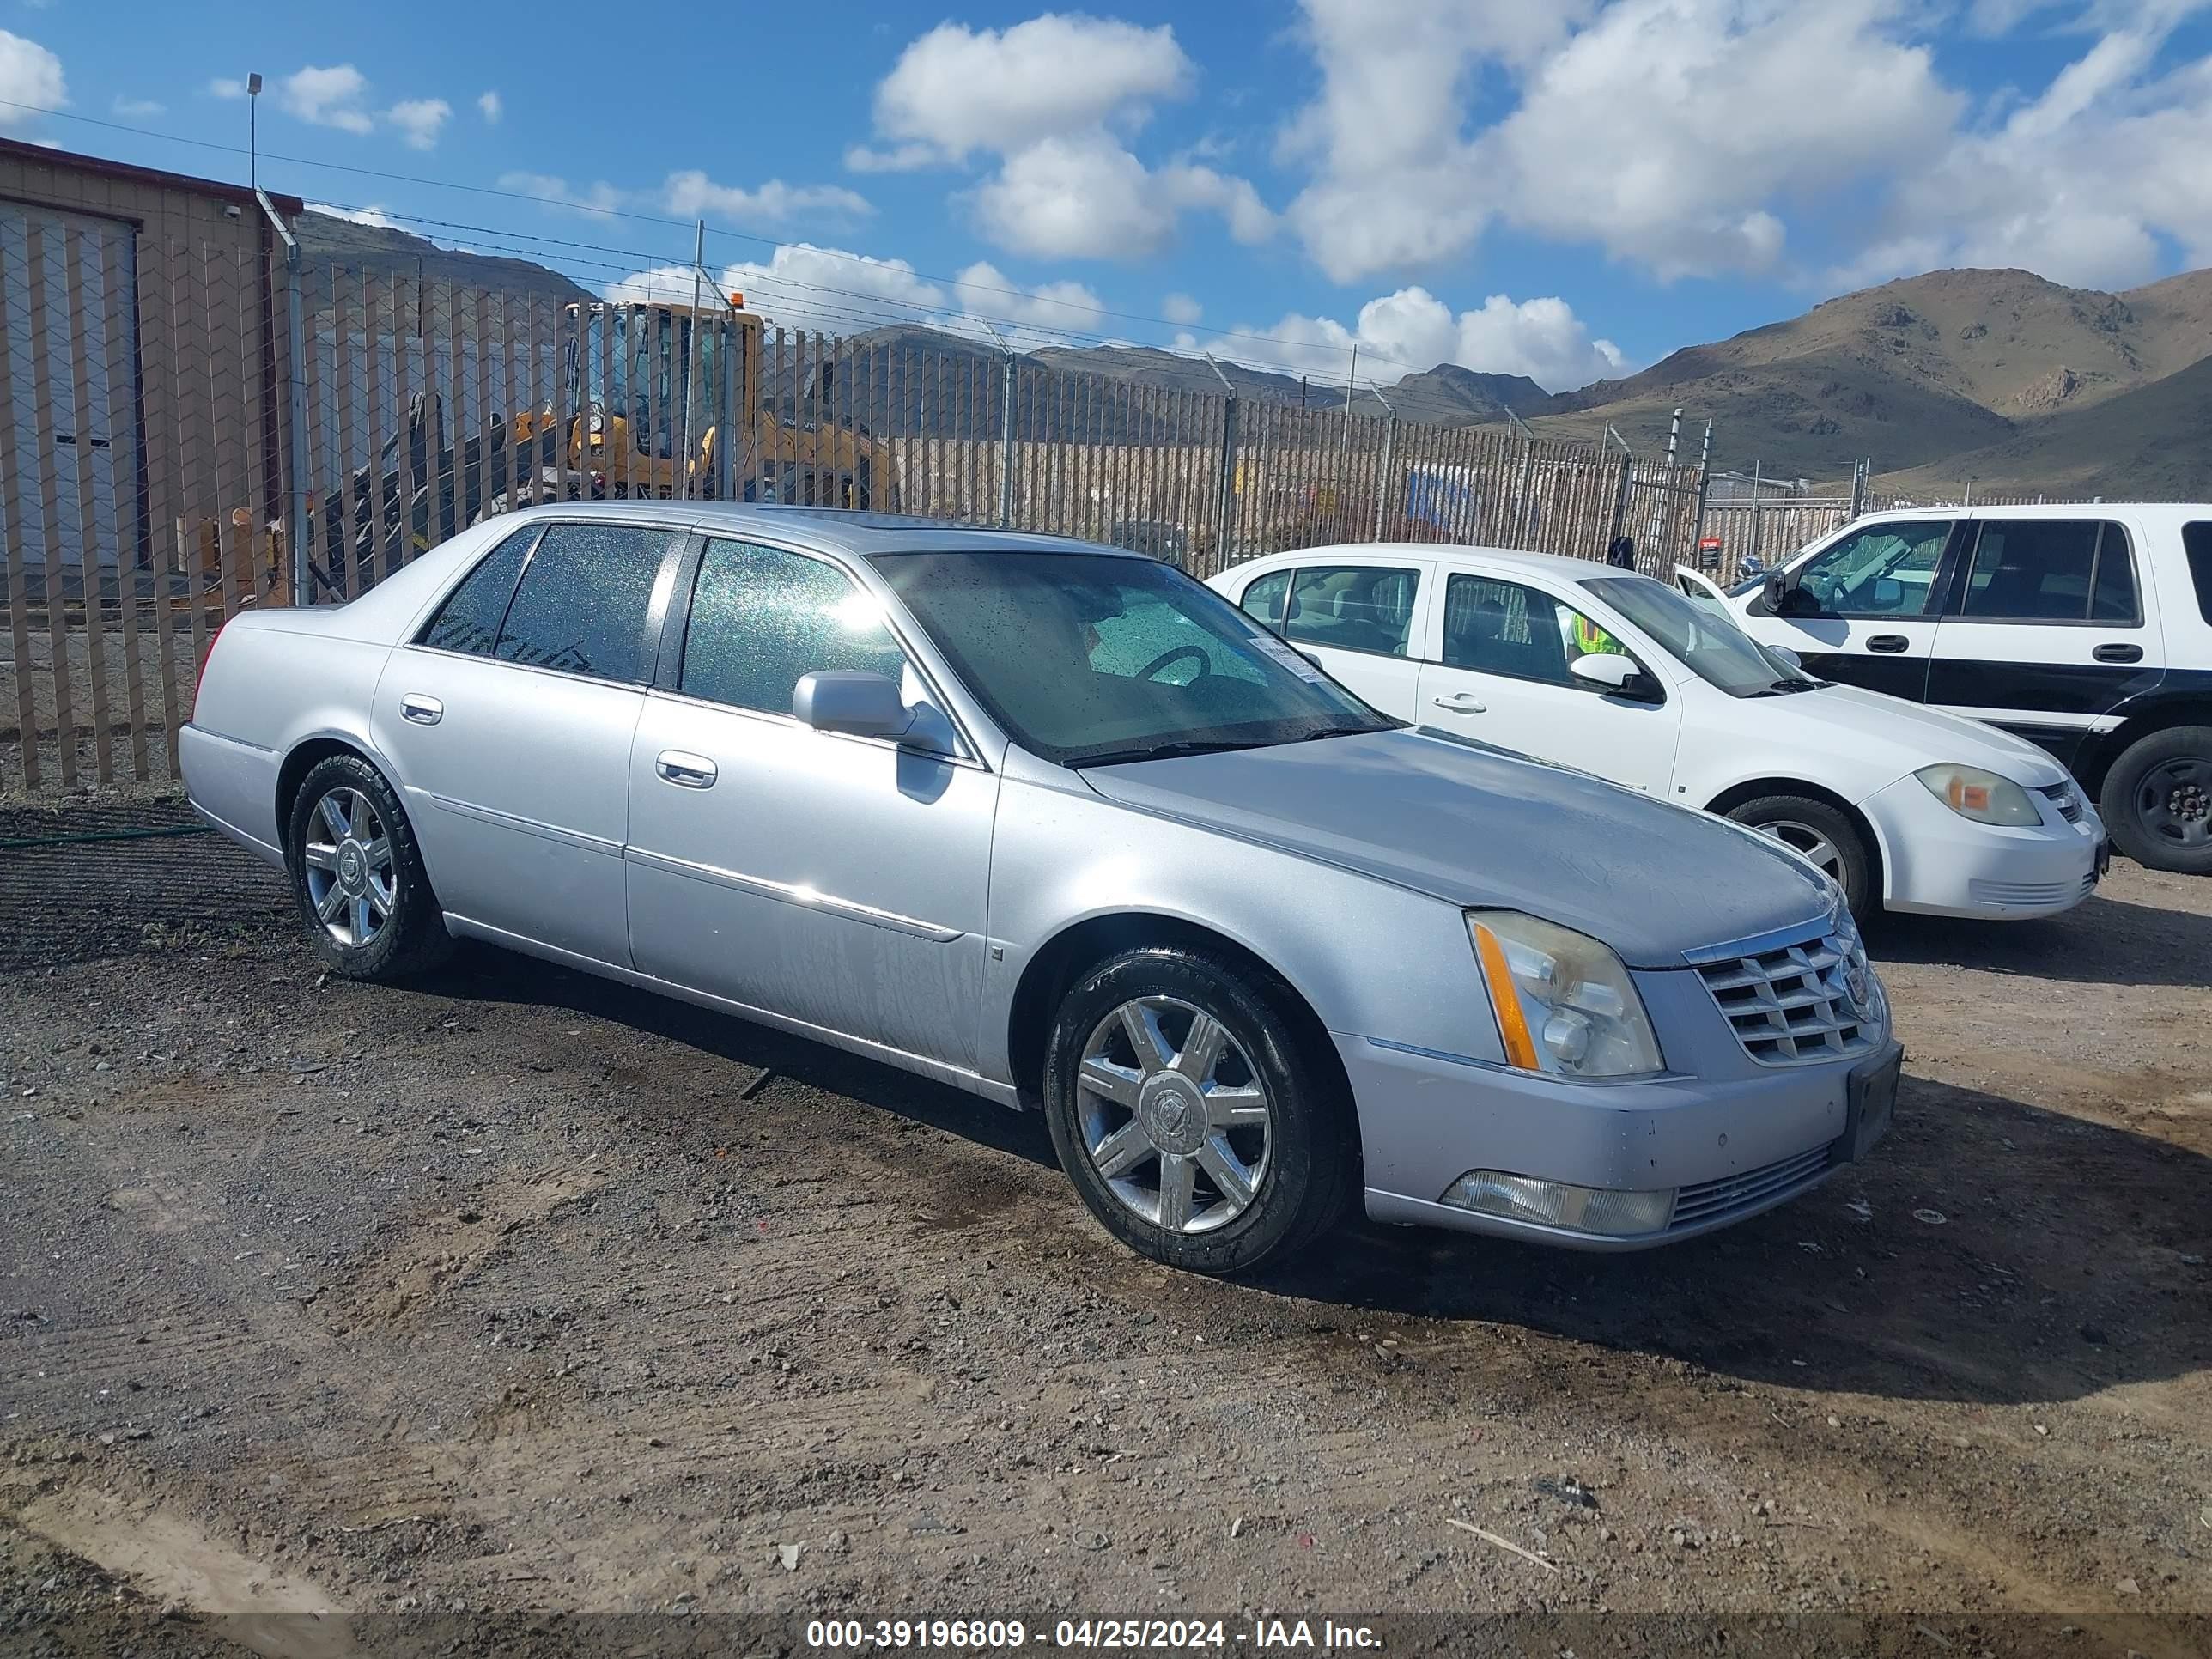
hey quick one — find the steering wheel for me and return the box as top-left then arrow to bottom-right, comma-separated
1138,644 -> 1209,683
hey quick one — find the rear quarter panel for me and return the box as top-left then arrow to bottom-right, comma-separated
182,616 -> 398,851
179,519 -> 528,853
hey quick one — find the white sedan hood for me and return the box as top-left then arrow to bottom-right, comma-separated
1766,683 -> 2072,787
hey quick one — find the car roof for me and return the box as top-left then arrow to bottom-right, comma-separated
1851,501 -> 2210,523
491,501 -> 1146,560
1236,542 -> 1625,582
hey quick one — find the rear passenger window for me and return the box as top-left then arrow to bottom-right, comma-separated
1956,520 -> 2138,623
679,538 -> 908,716
1282,565 -> 1420,657
2185,522 -> 2212,624
492,523 -> 671,681
419,526 -> 536,655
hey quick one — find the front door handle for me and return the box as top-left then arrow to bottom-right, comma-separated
2093,642 -> 2143,665
1432,692 -> 1488,714
1863,635 -> 1911,654
655,750 -> 718,788
400,694 -> 443,726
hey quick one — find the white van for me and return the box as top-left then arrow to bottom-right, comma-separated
1210,544 -> 2106,921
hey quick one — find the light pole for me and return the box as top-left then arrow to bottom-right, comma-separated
246,72 -> 263,193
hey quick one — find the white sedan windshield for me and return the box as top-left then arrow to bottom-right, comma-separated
1583,575 -> 1820,699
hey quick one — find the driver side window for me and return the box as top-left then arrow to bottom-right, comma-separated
1792,520 -> 1954,618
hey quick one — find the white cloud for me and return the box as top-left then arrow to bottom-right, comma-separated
664,169 -> 872,224
1482,0 -> 1959,281
971,132 -> 1175,259
946,260 -> 1106,349
477,89 -> 501,124
0,30 -> 64,133
601,264 -> 718,307
1272,0 -> 2212,294
854,13 -> 1271,261
208,76 -> 246,100
279,64 -> 374,135
601,241 -> 1105,352
1158,164 -> 1275,246
1162,292 -> 1203,326
1277,0 -> 1588,283
307,202 -> 395,229
1848,27 -> 2212,289
384,96 -> 450,151
1202,287 -> 1627,392
498,171 -> 623,219
867,14 -> 1192,166
112,95 -> 163,119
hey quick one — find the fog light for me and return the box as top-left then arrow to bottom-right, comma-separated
1442,1170 -> 1674,1237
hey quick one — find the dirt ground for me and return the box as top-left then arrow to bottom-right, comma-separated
1,819 -> 2208,1657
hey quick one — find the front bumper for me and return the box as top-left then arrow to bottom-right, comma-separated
1863,775 -> 2103,919
1346,1030 -> 1903,1251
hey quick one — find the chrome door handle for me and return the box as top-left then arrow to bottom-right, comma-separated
655,750 -> 718,788
1431,692 -> 1487,714
400,694 -> 443,726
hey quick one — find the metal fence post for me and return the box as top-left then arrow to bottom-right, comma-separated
1205,356 -> 1238,571
1368,381 -> 1395,542
996,345 -> 1017,527
258,190 -> 310,604
1512,434 -> 1535,549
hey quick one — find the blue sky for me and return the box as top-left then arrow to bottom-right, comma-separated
6,1 -> 2211,393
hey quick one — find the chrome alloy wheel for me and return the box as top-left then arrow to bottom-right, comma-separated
1754,817 -> 1843,882
1076,996 -> 1272,1235
301,786 -> 396,948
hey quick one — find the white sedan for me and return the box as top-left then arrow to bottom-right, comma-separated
1212,544 -> 2108,921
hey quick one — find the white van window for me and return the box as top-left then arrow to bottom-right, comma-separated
1955,520 -> 2138,624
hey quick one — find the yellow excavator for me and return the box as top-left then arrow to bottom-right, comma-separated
514,295 -> 896,509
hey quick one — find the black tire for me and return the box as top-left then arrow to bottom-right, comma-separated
1723,793 -> 1874,917
1042,946 -> 1356,1276
2100,725 -> 2212,874
284,753 -> 454,982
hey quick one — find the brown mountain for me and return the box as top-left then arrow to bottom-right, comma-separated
1883,353 -> 2212,500
295,210 -> 592,309
1530,266 -> 2212,486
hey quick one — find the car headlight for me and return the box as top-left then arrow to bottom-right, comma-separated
1915,763 -> 2041,826
1468,910 -> 1664,1079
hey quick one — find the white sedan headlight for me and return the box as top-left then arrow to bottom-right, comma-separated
1467,910 -> 1664,1079
1915,763 -> 2041,827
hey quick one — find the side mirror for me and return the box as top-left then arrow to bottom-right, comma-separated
793,670 -> 909,738
1768,645 -> 1803,671
1761,569 -> 1793,612
1570,653 -> 1660,701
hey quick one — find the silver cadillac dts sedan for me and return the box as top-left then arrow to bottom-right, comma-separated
183,504 -> 1900,1274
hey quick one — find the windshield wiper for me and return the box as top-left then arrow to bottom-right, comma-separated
1067,738 -> 1271,768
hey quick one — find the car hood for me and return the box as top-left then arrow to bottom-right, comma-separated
1770,683 -> 2070,785
1080,728 -> 1837,968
